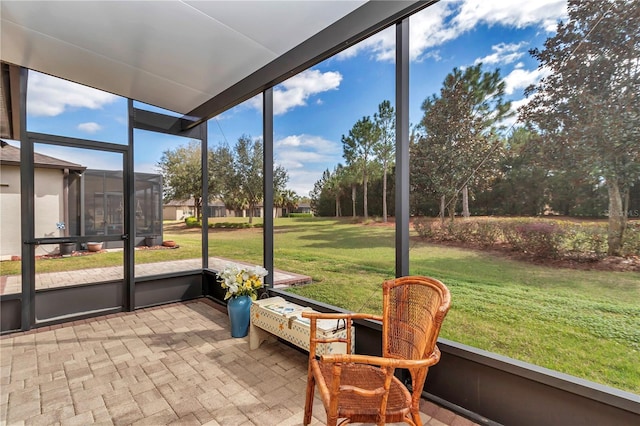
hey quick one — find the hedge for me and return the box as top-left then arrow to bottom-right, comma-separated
413,217 -> 639,260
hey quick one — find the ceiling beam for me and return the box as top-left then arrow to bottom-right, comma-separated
182,0 -> 436,130
0,62 -> 23,140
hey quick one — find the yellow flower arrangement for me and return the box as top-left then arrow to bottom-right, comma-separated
218,264 -> 268,300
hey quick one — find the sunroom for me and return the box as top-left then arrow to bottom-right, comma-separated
1,1 -> 638,425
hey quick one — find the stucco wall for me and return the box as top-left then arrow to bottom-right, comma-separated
0,165 -> 21,260
163,206 -> 189,221
34,168 -> 65,241
0,165 -> 64,259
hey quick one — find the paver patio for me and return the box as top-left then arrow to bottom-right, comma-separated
0,257 -> 311,296
0,299 -> 476,425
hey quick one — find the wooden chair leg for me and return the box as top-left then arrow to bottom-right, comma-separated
411,410 -> 422,426
303,373 -> 316,425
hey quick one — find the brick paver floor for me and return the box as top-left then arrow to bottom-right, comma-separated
0,300 -> 477,425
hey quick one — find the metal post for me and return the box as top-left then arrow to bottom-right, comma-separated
126,99 -> 135,310
263,88 -> 274,287
200,122 -> 209,269
395,18 -> 410,278
18,67 -> 34,330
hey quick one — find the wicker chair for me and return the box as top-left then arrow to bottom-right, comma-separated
302,276 -> 451,426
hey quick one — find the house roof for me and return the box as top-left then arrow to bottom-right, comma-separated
1,1 -> 426,130
164,198 -> 196,208
0,139 -> 85,171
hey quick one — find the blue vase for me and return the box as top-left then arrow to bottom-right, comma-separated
227,295 -> 252,338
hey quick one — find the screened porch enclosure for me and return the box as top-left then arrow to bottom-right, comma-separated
54,169 -> 162,249
1,1 -> 638,425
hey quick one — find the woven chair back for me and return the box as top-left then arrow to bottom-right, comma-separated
382,276 -> 451,360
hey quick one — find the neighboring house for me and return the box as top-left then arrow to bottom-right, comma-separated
165,198 -> 305,220
163,197 -> 196,221
208,199 -> 227,218
293,202 -> 312,215
0,140 -> 85,259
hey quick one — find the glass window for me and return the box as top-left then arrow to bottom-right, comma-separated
134,130 -> 202,277
407,1 -> 638,393
27,71 -> 127,144
207,98 -> 264,269
31,143 -> 125,289
274,26 -> 396,311
0,140 -> 22,295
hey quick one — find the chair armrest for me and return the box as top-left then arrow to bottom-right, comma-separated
320,348 -> 441,369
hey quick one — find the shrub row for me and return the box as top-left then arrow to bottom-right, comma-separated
185,216 -> 200,227
210,222 -> 263,229
184,216 -> 263,229
287,213 -> 313,218
413,217 -> 640,260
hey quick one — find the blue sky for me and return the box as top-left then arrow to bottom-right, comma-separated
23,0 -> 567,197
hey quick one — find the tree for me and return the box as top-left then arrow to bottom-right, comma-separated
342,116 -> 379,220
210,144 -> 236,209
342,163 -> 361,218
325,164 -> 348,217
310,169 -> 333,216
373,100 -> 395,223
520,0 -> 640,255
310,163 -> 370,217
491,128 -> 549,216
232,135 -> 288,224
158,140 -> 204,220
412,64 -> 512,222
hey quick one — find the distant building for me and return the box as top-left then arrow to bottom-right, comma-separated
293,201 -> 312,215
163,198 -> 196,221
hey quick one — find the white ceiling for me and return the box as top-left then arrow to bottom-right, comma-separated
0,0 -> 367,115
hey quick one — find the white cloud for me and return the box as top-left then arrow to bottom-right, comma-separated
27,71 -> 118,117
453,0 -> 567,33
503,66 -> 550,95
248,69 -> 342,115
77,122 -> 102,133
474,42 -> 527,65
337,3 -> 458,62
338,0 -> 566,63
275,134 -> 343,196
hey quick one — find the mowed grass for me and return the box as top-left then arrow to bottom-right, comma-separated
211,217 -> 640,394
1,217 -> 638,393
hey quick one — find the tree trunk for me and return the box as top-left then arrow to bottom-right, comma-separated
362,175 -> 369,220
622,186 -> 630,234
362,169 -> 369,220
248,203 -> 254,224
195,197 -> 202,222
462,185 -> 470,219
335,196 -> 340,218
382,166 -> 388,223
439,195 -> 445,225
447,193 -> 457,222
351,184 -> 357,218
606,178 -> 624,256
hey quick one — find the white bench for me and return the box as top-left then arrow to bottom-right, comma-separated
249,296 -> 354,355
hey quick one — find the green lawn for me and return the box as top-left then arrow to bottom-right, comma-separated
214,217 -> 640,394
1,217 -> 638,393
